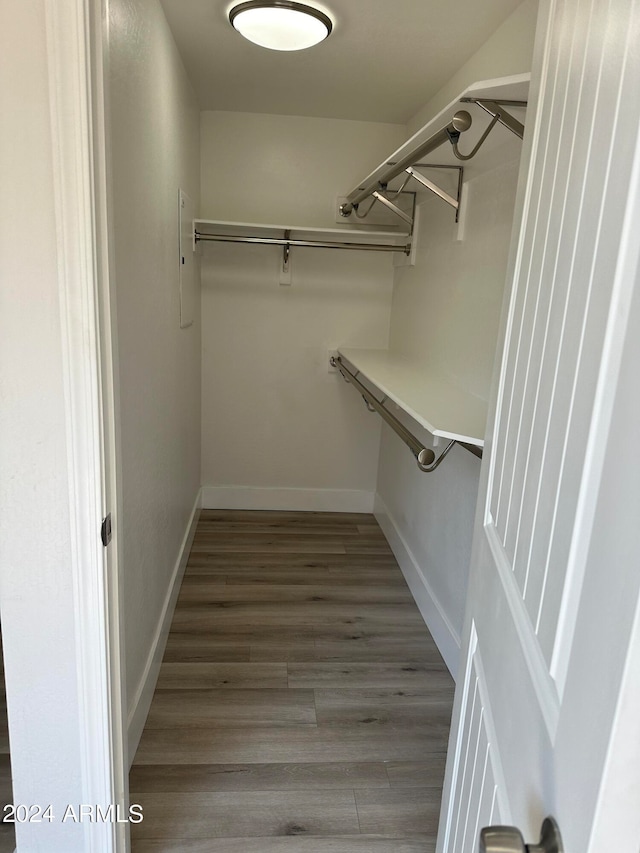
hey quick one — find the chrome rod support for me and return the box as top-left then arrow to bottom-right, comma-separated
417,439 -> 456,473
340,110 -> 472,216
283,229 -> 291,272
461,98 -> 526,140
195,232 -> 411,255
330,356 -> 435,471
451,113 -> 501,161
405,167 -> 459,210
331,355 -> 483,467
403,165 -> 464,223
371,191 -> 414,225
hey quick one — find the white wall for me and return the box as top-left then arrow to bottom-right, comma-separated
200,112 -> 405,511
376,156 -> 522,674
375,3 -> 536,673
107,0 -> 202,748
408,0 -> 539,134
0,2 -> 87,848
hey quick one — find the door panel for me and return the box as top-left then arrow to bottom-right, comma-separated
439,0 -> 640,851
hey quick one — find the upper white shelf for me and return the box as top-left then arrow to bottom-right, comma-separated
348,73 -> 530,194
194,219 -> 410,242
338,348 -> 488,447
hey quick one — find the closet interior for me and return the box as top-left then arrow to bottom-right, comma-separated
102,0 -> 538,845
195,73 -> 528,672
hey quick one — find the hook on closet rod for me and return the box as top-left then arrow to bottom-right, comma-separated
331,356 -> 480,472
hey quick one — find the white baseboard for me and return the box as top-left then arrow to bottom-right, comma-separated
374,494 -> 461,677
202,485 -> 375,514
127,488 -> 202,763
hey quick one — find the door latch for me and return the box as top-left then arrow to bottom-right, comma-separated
100,513 -> 112,547
480,816 -> 563,853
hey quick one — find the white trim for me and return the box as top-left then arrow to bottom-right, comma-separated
374,494 -> 461,676
45,2 -> 122,850
127,490 -> 202,762
484,517 -> 560,737
202,485 -> 375,513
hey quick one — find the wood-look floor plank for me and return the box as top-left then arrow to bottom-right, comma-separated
145,689 -> 317,728
0,755 -> 12,798
222,569 -> 408,586
163,637 -> 251,663
131,836 -> 435,853
189,543 -> 348,554
0,829 -> 16,853
163,634 -> 316,663
314,688 -> 453,728
170,603 -> 424,631
186,554 -> 400,570
314,635 -> 445,663
131,790 -> 360,839
130,761 -> 389,793
156,663 -> 288,690
162,620 -> 438,640
134,724 -> 448,764
249,641 -> 318,662
177,582 -> 413,605
355,788 -> 441,836
288,662 -> 451,690
385,759 -> 448,789
195,524 -> 362,537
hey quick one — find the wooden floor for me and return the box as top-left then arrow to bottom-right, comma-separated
130,510 -> 454,852
0,637 -> 15,853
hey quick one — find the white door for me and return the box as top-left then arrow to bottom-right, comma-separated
437,1 -> 640,852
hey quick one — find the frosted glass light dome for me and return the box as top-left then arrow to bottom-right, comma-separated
229,1 -> 333,51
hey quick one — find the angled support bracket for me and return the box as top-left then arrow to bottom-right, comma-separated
404,165 -> 464,222
371,191 -> 414,226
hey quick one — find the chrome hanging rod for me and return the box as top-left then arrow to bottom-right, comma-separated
331,356 -> 483,470
339,110 -> 473,218
194,231 -> 411,255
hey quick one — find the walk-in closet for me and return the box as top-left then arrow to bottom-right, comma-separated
119,0 -> 533,848
5,0 -> 640,851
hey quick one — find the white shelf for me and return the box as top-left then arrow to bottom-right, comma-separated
348,73 -> 530,194
194,219 -> 410,243
338,348 -> 487,447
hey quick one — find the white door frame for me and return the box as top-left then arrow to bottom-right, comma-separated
45,0 -> 128,849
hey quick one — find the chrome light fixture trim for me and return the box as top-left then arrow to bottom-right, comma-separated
229,1 -> 333,51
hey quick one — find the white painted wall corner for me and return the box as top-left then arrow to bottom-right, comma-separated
127,488 -> 202,762
374,494 -> 461,676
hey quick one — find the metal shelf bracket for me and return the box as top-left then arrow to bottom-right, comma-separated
404,165 -> 464,222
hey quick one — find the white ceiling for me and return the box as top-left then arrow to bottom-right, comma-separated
159,0 -> 524,124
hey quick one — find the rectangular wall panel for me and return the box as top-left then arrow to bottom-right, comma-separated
486,0 -> 640,667
442,627 -> 505,853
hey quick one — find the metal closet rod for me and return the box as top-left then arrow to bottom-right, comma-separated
332,356 -> 483,472
194,231 -> 411,255
340,109 -> 473,216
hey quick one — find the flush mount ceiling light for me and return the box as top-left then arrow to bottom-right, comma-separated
229,1 -> 333,51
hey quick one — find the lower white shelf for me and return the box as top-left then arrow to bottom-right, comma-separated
338,348 -> 487,447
